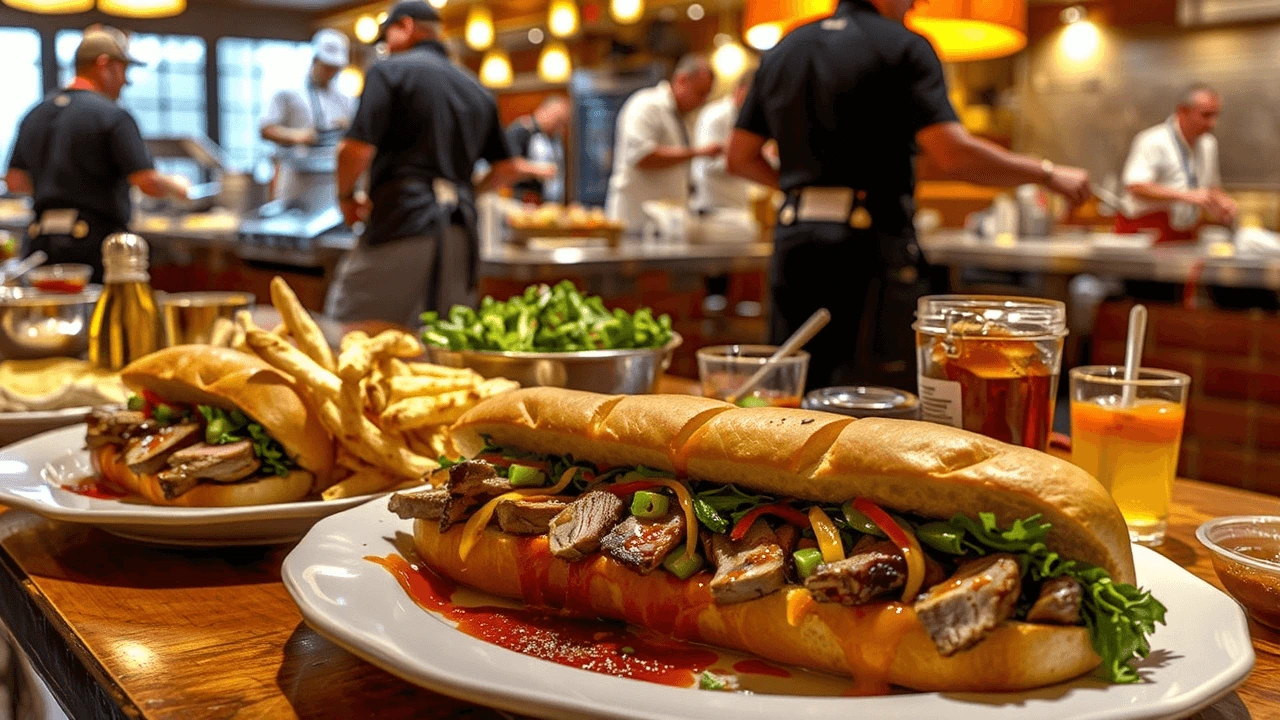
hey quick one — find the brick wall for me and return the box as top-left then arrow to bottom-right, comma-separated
1092,301 -> 1280,494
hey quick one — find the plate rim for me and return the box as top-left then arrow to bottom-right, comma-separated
281,500 -> 1257,720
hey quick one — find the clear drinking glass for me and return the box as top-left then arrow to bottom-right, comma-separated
1070,366 -> 1191,547
696,345 -> 809,408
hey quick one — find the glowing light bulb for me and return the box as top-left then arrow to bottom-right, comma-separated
744,22 -> 782,50
548,0 -> 580,38
466,5 -> 495,51
538,41 -> 572,83
354,15 -> 379,44
479,48 -> 513,88
1061,20 -> 1100,62
611,0 -> 644,25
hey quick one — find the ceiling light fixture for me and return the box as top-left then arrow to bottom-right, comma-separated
354,15 -> 380,44
479,48 -> 512,88
687,3 -> 705,20
548,0 -> 580,37
538,40 -> 572,83
465,5 -> 495,51
98,0 -> 186,18
610,0 -> 644,25
0,0 -> 93,12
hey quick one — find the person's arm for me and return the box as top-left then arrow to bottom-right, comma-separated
726,129 -> 780,189
260,91 -> 316,146
4,169 -> 32,195
261,124 -> 317,147
916,123 -> 1090,205
128,169 -> 189,199
474,103 -> 555,194
635,145 -> 718,170
107,114 -> 187,199
336,138 -> 376,225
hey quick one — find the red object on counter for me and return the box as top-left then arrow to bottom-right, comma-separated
1114,211 -> 1199,245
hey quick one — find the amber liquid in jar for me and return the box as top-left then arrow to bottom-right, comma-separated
932,338 -> 1058,450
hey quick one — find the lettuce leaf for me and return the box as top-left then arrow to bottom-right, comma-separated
196,405 -> 293,478
948,512 -> 1166,683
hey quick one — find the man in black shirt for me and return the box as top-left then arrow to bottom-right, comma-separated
328,1 -> 550,326
4,27 -> 189,281
727,0 -> 1091,389
506,96 -> 569,204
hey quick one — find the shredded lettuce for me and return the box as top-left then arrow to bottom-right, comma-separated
947,512 -> 1167,684
196,405 -> 293,478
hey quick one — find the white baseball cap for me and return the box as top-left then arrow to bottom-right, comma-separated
312,29 -> 350,67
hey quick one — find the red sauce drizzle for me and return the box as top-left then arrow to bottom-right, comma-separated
733,659 -> 792,678
369,554 -> 718,687
61,480 -> 128,499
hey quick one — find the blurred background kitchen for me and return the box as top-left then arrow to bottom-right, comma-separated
1,0 -> 1279,491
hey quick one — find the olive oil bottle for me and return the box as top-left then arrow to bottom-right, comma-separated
89,233 -> 161,370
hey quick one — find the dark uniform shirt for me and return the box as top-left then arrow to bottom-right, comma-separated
8,89 -> 153,229
347,40 -> 511,246
506,117 -> 546,202
735,0 -> 957,228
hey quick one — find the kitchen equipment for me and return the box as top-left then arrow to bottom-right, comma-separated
160,291 -> 255,347
0,285 -> 101,360
89,233 -> 161,370
697,345 -> 810,408
1197,516 -> 1280,629
27,263 -> 91,294
724,308 -> 829,405
802,386 -> 921,419
426,334 -> 681,395
0,251 -> 47,286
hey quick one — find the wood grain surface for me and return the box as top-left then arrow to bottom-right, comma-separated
0,377 -> 1274,719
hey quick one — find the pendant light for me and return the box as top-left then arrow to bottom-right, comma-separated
465,5 -> 495,51
98,0 -> 186,19
548,0 -> 579,38
1,0 -> 93,13
742,0 -> 832,50
354,15 -> 380,44
906,0 -> 1027,62
479,48 -> 512,88
538,40 -> 572,84
610,0 -> 644,25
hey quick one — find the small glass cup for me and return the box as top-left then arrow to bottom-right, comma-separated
1070,366 -> 1191,547
696,345 -> 809,408
28,263 -> 92,294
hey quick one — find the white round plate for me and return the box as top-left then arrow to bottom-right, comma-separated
282,498 -> 1256,720
0,424 -> 383,546
0,406 -> 91,447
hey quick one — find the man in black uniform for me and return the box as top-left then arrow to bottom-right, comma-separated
727,0 -> 1091,390
506,96 -> 569,204
328,1 -> 550,326
4,27 -> 189,282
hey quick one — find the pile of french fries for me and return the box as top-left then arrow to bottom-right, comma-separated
229,276 -> 518,501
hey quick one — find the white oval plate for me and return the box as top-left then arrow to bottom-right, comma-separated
282,498 -> 1256,720
0,406 -> 92,447
0,424 -> 382,546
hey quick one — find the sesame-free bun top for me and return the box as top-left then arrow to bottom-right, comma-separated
451,387 -> 1135,584
120,346 -> 333,482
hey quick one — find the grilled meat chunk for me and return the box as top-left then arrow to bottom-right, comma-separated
440,461 -> 511,531
496,498 -> 569,535
913,553 -> 1022,656
86,409 -> 158,449
548,491 -> 625,561
601,509 -> 686,574
123,423 -> 201,476
1026,576 -> 1083,625
389,488 -> 450,520
704,520 -> 786,604
157,441 -> 260,499
805,541 -> 907,605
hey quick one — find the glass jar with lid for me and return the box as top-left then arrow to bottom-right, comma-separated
913,295 -> 1067,450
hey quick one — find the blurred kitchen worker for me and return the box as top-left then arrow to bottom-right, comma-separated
327,1 -> 552,327
4,26 -> 189,282
506,96 -> 570,204
692,70 -> 758,214
260,29 -> 357,200
1117,84 -> 1237,244
605,55 -> 721,233
727,0 -> 1091,390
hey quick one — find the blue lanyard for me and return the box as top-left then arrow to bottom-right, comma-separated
1169,119 -> 1199,189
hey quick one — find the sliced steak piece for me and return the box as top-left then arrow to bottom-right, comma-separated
913,553 -> 1022,656
389,488 -> 450,520
496,498 -> 570,535
548,491 -> 625,561
805,541 -> 907,605
1026,576 -> 1083,625
601,509 -> 686,574
704,520 -> 786,604
773,524 -> 801,582
123,423 -> 201,476
86,409 -> 157,449
440,461 -> 512,531
156,441 -> 262,500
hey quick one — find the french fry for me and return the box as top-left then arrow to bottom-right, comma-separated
245,328 -> 341,399
321,466 -> 401,500
338,330 -> 422,383
387,374 -> 481,402
390,479 -> 427,492
425,425 -> 452,458
272,323 -> 291,338
383,358 -> 411,377
235,309 -> 261,333
270,275 -> 336,372
382,378 -> 519,430
406,362 -> 479,379
317,398 -> 436,479
209,317 -> 236,348
363,373 -> 389,416
403,432 -> 435,458
340,331 -> 369,354
230,325 -> 248,354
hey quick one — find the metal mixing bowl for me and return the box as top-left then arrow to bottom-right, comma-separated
159,291 -> 255,346
0,285 -> 101,360
425,334 -> 682,395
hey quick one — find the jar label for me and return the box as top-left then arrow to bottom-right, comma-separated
918,375 -> 963,428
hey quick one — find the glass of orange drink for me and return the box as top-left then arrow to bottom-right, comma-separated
1069,366 -> 1190,547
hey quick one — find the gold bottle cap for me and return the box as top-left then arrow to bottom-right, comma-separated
101,232 -> 150,283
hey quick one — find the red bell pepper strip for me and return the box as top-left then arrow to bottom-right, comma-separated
852,497 -> 926,601
730,503 -> 811,541
602,480 -> 662,496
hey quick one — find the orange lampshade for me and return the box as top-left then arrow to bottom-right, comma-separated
742,0 -> 835,50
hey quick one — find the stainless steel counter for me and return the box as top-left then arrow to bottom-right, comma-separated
919,229 -> 1280,290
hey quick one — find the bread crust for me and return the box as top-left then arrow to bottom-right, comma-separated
414,521 -> 1103,692
94,445 -> 312,506
121,346 -> 333,486
451,388 -> 1134,584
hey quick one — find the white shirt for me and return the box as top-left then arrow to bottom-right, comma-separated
605,81 -> 695,232
691,95 -> 753,212
261,78 -> 356,200
1121,116 -> 1220,230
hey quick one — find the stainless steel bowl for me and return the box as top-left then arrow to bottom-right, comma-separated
0,285 -> 101,360
425,334 -> 682,395
159,291 -> 255,346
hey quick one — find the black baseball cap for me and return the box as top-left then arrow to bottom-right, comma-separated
376,1 -> 441,43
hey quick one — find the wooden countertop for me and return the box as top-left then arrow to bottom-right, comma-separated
0,379 -> 1275,719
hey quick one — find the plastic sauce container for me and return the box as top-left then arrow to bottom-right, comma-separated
802,386 -> 920,420
913,295 -> 1067,451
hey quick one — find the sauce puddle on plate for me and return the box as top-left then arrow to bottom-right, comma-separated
369,553 -> 858,695
61,479 -> 127,499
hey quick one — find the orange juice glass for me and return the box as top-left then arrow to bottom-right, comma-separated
1070,366 -> 1190,547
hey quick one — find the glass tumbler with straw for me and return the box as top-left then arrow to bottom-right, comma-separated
1070,305 -> 1190,546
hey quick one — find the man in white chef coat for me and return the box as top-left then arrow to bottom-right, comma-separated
1117,84 -> 1237,244
605,55 -> 720,233
692,70 -> 758,214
